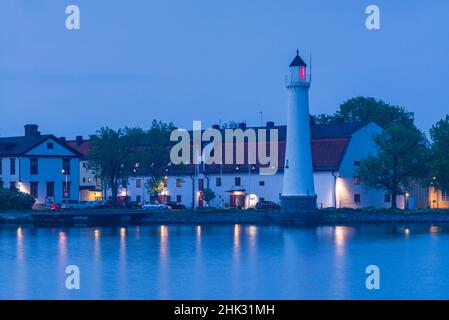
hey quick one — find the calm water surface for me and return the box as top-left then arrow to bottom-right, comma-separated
1,223 -> 448,299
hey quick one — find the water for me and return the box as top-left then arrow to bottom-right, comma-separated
1,223 -> 448,300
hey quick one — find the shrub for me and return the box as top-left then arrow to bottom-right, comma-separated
0,188 -> 35,210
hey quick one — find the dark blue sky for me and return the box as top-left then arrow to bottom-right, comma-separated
1,0 -> 448,138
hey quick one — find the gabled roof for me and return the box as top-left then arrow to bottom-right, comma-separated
0,135 -> 83,157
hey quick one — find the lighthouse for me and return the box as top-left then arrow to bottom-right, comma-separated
281,50 -> 317,214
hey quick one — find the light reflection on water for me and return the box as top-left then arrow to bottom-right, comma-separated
1,223 -> 449,299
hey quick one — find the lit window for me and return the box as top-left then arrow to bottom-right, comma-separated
442,191 -> 449,202
300,67 -> 305,79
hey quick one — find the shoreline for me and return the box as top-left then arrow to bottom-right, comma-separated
2,208 -> 449,226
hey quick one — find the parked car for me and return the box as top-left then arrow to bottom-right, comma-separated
256,200 -> 281,210
166,201 -> 186,210
92,200 -> 106,209
62,200 -> 94,210
141,202 -> 168,210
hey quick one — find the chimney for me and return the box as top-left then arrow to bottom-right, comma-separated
59,137 -> 66,142
266,121 -> 275,128
238,122 -> 247,129
24,124 -> 40,137
76,135 -> 83,145
212,124 -> 220,130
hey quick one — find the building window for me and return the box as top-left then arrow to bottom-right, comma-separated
30,182 -> 38,199
198,178 -> 204,191
9,182 -> 16,189
136,179 -> 142,188
63,182 -> 71,198
47,182 -> 55,197
259,180 -> 265,186
300,66 -> 305,79
10,158 -> 16,175
354,160 -> 360,167
176,178 -> 183,188
62,159 -> 71,175
235,177 -> 241,187
442,191 -> 449,202
354,194 -> 361,203
136,195 -> 141,204
47,142 -> 54,150
353,176 -> 360,185
216,177 -> 222,187
384,193 -> 391,203
176,195 -> 182,203
30,158 -> 38,175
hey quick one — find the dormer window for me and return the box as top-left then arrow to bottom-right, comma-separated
47,142 -> 54,149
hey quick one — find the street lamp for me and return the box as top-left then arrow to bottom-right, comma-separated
62,168 -> 68,198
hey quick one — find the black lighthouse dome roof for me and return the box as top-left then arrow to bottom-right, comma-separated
289,50 -> 307,67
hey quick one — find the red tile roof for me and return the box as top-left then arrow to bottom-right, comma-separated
66,140 -> 90,159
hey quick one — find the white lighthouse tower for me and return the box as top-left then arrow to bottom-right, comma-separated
281,50 -> 317,214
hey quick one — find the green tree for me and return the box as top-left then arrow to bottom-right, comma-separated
202,187 -> 216,207
87,127 -> 144,206
312,97 -> 414,128
429,115 -> 449,192
356,124 -> 429,209
140,120 -> 177,200
145,179 -> 165,201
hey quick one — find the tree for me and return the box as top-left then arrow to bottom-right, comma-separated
140,120 -> 176,200
202,188 -> 216,207
356,124 -> 429,209
87,127 -> 144,207
429,115 -> 449,192
145,179 -> 165,201
312,97 -> 414,128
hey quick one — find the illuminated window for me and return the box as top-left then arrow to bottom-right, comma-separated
300,67 -> 305,79
442,191 -> 449,202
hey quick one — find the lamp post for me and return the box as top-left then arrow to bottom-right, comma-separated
62,168 -> 68,199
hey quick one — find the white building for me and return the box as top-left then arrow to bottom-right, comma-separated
67,136 -> 103,201
115,121 -> 404,209
0,125 -> 82,207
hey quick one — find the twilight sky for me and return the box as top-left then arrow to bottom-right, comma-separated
0,0 -> 448,138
